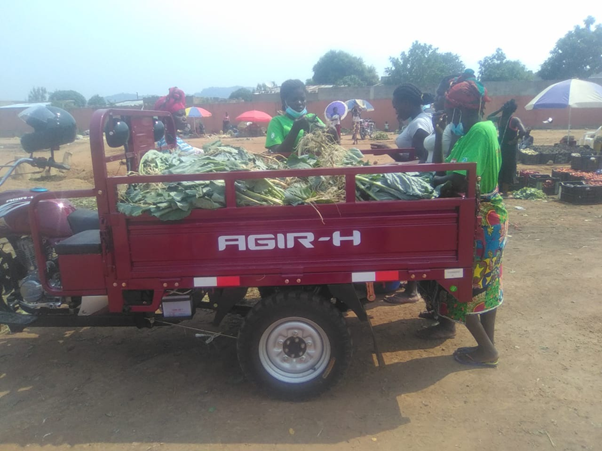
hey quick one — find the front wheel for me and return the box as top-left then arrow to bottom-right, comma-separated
237,290 -> 352,400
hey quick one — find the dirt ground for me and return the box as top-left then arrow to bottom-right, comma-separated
1,130 -> 601,451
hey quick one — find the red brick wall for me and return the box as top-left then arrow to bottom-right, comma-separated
2,95 -> 601,138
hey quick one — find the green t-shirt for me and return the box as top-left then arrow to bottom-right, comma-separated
265,114 -> 323,151
445,121 -> 501,194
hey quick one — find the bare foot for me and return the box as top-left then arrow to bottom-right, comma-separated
415,323 -> 456,340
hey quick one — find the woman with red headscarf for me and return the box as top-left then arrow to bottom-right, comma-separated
420,71 -> 507,368
154,87 -> 202,154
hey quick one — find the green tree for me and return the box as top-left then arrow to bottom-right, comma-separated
28,87 -> 47,102
87,94 -> 107,108
48,90 -> 87,108
539,16 -> 602,80
310,50 -> 379,86
335,75 -> 365,87
254,82 -> 277,94
478,49 -> 533,82
385,42 -> 465,86
229,88 -> 253,102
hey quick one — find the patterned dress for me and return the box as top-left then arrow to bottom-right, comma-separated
439,121 -> 508,323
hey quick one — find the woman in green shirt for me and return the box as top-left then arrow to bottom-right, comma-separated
425,74 -> 508,367
265,79 -> 325,153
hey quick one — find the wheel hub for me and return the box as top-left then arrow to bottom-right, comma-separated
283,336 -> 307,359
258,318 -> 331,384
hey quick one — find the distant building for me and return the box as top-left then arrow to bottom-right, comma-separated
113,100 -> 143,108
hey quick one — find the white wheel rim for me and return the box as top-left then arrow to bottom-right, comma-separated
258,316 -> 331,384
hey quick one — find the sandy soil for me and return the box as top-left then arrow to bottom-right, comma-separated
1,129 -> 601,451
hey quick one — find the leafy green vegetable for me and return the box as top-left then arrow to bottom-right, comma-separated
511,187 -> 547,200
372,131 -> 389,140
118,136 -> 439,221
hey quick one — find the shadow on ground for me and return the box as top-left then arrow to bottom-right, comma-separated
0,311 -> 470,446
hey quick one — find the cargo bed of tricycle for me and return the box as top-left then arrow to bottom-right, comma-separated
25,109 -> 478,399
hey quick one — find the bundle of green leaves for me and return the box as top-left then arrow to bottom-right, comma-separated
118,138 -> 438,221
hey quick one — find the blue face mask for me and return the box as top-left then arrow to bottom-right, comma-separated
450,110 -> 465,136
285,103 -> 307,119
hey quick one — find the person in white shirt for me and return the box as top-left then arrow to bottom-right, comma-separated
386,83 -> 434,304
423,123 -> 454,162
393,83 -> 434,162
329,107 -> 341,140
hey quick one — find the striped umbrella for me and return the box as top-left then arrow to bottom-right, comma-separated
345,99 -> 375,112
525,79 -> 602,137
185,107 -> 212,117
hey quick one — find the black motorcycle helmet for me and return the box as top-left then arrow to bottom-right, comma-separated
104,118 -> 130,148
19,105 -> 77,153
153,119 -> 165,141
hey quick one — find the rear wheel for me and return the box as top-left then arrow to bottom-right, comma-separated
237,290 -> 352,400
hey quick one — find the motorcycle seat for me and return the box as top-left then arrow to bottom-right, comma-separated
55,229 -> 101,255
68,209 -> 99,233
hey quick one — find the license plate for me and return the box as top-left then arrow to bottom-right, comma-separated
162,296 -> 192,318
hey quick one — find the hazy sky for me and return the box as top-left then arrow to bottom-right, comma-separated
0,0 -> 597,101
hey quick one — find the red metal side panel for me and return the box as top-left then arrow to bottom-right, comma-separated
59,254 -> 106,291
125,199 -> 466,280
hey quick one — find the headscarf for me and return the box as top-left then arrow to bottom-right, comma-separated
154,87 -> 186,113
445,69 -> 490,111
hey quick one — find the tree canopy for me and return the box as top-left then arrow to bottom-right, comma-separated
229,88 -> 253,102
539,16 -> 602,80
309,50 -> 379,87
87,94 -> 107,108
255,82 -> 277,94
48,90 -> 86,108
28,87 -> 47,102
385,42 -> 465,87
478,49 -> 534,82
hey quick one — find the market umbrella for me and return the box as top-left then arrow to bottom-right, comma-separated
345,99 -> 375,112
184,107 -> 212,136
185,107 -> 212,117
324,100 -> 348,121
525,79 -> 602,137
235,110 -> 272,123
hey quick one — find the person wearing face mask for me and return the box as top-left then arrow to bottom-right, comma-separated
154,87 -> 203,154
392,83 -> 434,163
422,75 -> 460,165
421,93 -> 435,114
265,79 -> 325,153
419,75 -> 507,368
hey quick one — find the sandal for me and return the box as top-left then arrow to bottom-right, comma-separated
453,351 -> 498,367
453,346 -> 478,355
418,310 -> 437,320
